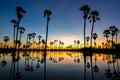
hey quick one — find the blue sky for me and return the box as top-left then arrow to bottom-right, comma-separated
0,0 -> 120,46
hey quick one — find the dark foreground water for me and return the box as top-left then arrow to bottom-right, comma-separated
0,51 -> 120,80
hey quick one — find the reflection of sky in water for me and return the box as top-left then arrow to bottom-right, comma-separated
0,51 -> 119,80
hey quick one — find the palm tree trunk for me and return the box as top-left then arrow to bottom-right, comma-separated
44,17 -> 49,80
13,27 -> 16,48
45,17 -> 49,52
84,19 -> 86,48
15,22 -> 19,49
90,21 -> 94,48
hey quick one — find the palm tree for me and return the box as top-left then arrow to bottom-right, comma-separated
109,26 -> 116,49
38,35 -> 42,43
79,5 -> 90,48
38,35 -> 42,49
44,9 -> 52,51
74,40 -> 77,49
103,29 -> 110,45
26,33 -> 32,49
32,33 -> 36,49
3,36 -> 9,48
114,27 -> 119,44
77,40 -> 80,48
11,19 -> 17,48
86,36 -> 90,47
44,10 -> 52,80
92,33 -> 98,47
18,27 -> 25,47
15,6 -> 26,49
28,33 -> 32,43
88,10 -> 100,48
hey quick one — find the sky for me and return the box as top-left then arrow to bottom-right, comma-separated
0,0 -> 120,46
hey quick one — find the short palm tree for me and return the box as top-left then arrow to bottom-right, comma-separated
79,5 -> 90,48
109,26 -> 116,48
26,33 -> 32,48
38,35 -> 42,49
86,36 -> 90,47
3,36 -> 9,48
32,33 -> 36,49
44,9 -> 52,50
103,29 -> 110,43
38,35 -> 42,43
88,10 -> 100,48
74,40 -> 77,49
92,33 -> 98,47
114,27 -> 119,44
18,27 -> 25,47
77,40 -> 80,48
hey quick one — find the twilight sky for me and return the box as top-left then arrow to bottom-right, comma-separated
0,0 -> 120,46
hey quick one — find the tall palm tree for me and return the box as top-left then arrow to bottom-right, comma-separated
114,27 -> 119,44
79,5 -> 90,48
103,29 -> 110,44
44,9 -> 52,80
109,26 -> 116,49
11,19 -> 17,48
88,10 -> 100,48
15,6 -> 26,49
18,27 -> 25,47
44,9 -> 52,51
3,36 -> 9,48
92,33 -> 98,47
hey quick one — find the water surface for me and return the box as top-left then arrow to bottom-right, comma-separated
0,51 -> 119,80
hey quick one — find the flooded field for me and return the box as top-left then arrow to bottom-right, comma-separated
0,51 -> 120,80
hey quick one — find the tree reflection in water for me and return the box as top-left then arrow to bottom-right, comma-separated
0,51 -> 120,80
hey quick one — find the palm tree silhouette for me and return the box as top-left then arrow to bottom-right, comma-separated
86,36 -> 90,47
38,35 -> 42,43
32,33 -> 36,49
114,27 -> 119,44
15,6 -> 26,49
77,40 -> 80,49
88,10 -> 100,48
26,33 -> 32,49
44,9 -> 52,51
103,29 -> 110,47
38,35 -> 42,49
79,5 -> 90,48
44,9 -> 52,80
92,33 -> 98,47
74,40 -> 77,49
18,27 -> 25,47
109,26 -> 116,49
3,36 -> 9,48
11,19 -> 17,48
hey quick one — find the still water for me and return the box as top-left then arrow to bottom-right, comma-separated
0,51 -> 120,80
